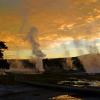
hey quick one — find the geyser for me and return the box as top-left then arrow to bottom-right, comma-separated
27,27 -> 46,73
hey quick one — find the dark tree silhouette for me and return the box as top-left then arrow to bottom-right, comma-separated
0,41 -> 9,69
43,58 -> 66,72
22,60 -> 35,69
0,41 -> 8,59
71,57 -> 85,72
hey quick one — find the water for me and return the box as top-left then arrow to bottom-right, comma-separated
0,84 -> 99,100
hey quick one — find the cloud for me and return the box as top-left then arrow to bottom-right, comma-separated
0,0 -> 100,58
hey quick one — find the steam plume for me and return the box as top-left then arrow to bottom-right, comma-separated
27,27 -> 46,57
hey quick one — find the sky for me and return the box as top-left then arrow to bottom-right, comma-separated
0,0 -> 100,59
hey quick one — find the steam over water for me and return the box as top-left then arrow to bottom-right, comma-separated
79,54 -> 100,73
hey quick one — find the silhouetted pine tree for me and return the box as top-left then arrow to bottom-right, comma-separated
0,41 -> 9,69
71,57 -> 85,72
43,58 -> 66,72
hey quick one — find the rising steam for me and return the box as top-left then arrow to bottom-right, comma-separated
27,27 -> 46,57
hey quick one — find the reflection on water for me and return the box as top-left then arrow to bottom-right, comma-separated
58,79 -> 100,87
0,84 -> 82,100
51,95 -> 81,100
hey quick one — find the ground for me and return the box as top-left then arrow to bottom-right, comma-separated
0,71 -> 100,100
